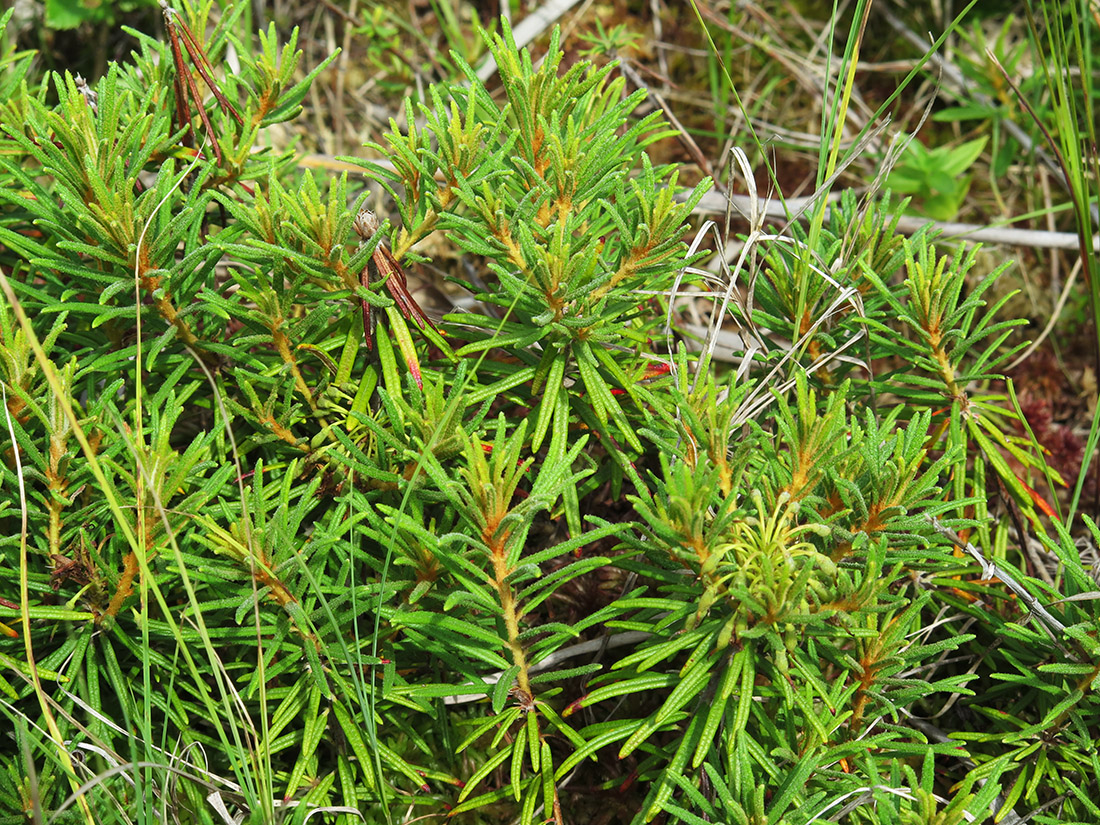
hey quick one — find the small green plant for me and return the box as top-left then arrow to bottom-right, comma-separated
883,136 -> 989,220
578,19 -> 644,60
44,0 -> 159,31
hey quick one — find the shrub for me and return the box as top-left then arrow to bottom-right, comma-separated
2,5 -> 1100,824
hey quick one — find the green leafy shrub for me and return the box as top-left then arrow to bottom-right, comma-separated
43,0 -> 159,32
2,5 -> 1100,825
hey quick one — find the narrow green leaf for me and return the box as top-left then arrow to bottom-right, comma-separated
456,745 -> 512,803
374,315 -> 404,403
693,650 -> 744,768
564,672 -> 679,715
531,349 -> 565,452
331,700 -> 377,791
619,654 -> 713,758
510,722 -> 527,800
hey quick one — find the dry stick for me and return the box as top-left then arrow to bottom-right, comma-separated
925,517 -> 1068,640
318,0 -> 361,26
689,188 -> 1100,252
648,0 -> 669,85
443,632 -> 654,705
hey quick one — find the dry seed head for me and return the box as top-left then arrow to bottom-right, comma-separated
353,209 -> 380,241
74,75 -> 98,114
